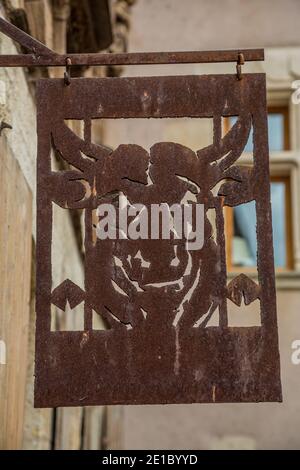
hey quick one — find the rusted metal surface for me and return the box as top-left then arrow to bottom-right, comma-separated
236,52 -> 244,80
64,58 -> 72,86
0,48 -> 264,67
35,74 -> 282,408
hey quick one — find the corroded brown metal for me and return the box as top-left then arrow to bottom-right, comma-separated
0,48 -> 264,67
34,74 -> 282,408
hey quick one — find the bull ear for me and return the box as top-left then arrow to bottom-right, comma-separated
227,274 -> 261,306
217,166 -> 254,207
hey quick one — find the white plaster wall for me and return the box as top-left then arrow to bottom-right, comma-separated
129,0 -> 300,52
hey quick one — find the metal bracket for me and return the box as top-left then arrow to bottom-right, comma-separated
64,58 -> 72,86
0,17 -> 263,68
236,53 -> 245,80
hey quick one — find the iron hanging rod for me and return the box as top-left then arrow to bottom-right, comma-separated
0,17 -> 264,67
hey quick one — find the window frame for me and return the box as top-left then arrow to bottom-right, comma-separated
225,175 -> 294,272
224,105 -> 294,273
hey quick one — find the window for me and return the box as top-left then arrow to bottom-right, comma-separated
225,176 -> 293,271
225,107 -> 293,272
267,107 -> 290,151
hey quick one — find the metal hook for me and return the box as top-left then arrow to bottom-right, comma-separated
236,53 -> 245,80
64,58 -> 72,86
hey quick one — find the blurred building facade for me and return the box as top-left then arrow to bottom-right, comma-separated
1,0 -> 300,450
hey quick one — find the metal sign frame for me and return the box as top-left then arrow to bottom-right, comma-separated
0,18 -> 282,408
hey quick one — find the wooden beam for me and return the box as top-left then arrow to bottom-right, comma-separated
0,136 -> 32,449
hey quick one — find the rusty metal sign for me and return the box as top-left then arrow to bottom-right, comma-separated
34,73 -> 282,407
0,16 -> 281,408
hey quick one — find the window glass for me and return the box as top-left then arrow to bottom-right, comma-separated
268,114 -> 285,151
230,181 -> 287,268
